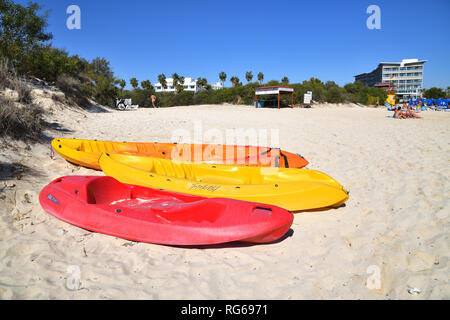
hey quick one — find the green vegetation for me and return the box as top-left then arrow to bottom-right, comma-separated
0,0 -> 52,71
0,94 -> 43,141
0,59 -> 43,141
118,79 -> 126,90
140,80 -> 152,90
219,72 -> 227,87
139,78 -> 387,108
196,78 -> 207,90
245,71 -> 253,83
157,74 -> 167,89
423,87 -> 446,99
0,0 -> 119,107
257,72 -> 264,84
230,76 -> 241,87
129,78 -> 138,90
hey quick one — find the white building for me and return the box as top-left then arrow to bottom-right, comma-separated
355,58 -> 427,100
210,81 -> 223,90
154,77 -> 198,92
154,77 -> 223,93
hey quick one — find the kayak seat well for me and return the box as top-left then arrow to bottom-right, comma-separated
86,177 -> 132,204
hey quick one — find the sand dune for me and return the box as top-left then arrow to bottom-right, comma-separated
0,102 -> 449,299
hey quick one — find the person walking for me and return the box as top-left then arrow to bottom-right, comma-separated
151,94 -> 157,108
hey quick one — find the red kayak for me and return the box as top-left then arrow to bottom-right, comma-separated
39,176 -> 293,245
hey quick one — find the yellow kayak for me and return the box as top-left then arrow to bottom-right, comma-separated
51,138 -> 309,170
99,153 -> 349,212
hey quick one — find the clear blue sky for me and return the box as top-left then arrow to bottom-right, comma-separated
15,0 -> 450,89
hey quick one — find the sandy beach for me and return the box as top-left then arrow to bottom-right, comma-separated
0,102 -> 449,299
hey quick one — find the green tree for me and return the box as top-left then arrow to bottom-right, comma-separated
245,71 -> 253,83
90,73 -> 118,107
118,79 -> 126,90
266,80 -> 280,86
172,73 -> 180,87
130,77 -> 139,90
342,81 -> 385,105
423,87 -> 446,99
178,76 -> 185,87
197,77 -> 208,90
301,77 -> 327,102
24,45 -> 74,81
158,74 -> 167,89
91,57 -> 113,78
326,86 -> 345,103
325,80 -> 339,90
230,76 -> 240,87
85,56 -> 119,107
219,72 -> 227,87
281,76 -> 289,85
141,80 -> 152,90
257,72 -> 264,84
0,0 -> 53,68
174,75 -> 185,93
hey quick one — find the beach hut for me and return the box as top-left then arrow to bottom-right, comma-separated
255,86 -> 294,109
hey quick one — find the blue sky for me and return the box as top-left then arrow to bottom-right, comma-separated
15,0 -> 450,89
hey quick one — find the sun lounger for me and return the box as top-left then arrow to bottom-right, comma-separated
115,98 -> 139,110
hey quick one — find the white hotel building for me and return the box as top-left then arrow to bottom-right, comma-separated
154,77 -> 223,93
355,59 -> 427,100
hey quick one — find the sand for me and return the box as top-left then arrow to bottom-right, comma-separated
0,99 -> 449,299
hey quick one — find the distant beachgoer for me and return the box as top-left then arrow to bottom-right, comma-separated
405,106 -> 421,119
393,107 -> 405,119
151,94 -> 157,108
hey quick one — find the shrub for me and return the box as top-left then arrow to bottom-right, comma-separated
423,87 -> 446,99
0,96 -> 44,141
55,75 -> 90,107
0,58 -> 12,89
11,77 -> 33,104
55,75 -> 79,95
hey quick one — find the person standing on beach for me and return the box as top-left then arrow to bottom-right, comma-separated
151,94 -> 157,108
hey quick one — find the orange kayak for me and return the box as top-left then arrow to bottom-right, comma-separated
51,138 -> 309,170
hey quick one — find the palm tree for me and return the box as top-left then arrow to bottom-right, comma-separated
130,78 -> 138,90
197,77 -> 208,90
172,73 -> 180,88
158,74 -> 167,89
230,76 -> 240,87
141,80 -> 152,90
245,71 -> 253,83
219,72 -> 227,87
281,76 -> 289,85
176,76 -> 185,93
257,72 -> 264,84
118,79 -> 126,90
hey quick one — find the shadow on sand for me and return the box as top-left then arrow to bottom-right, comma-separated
41,120 -> 74,144
83,104 -> 111,113
294,203 -> 347,214
0,161 -> 44,181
